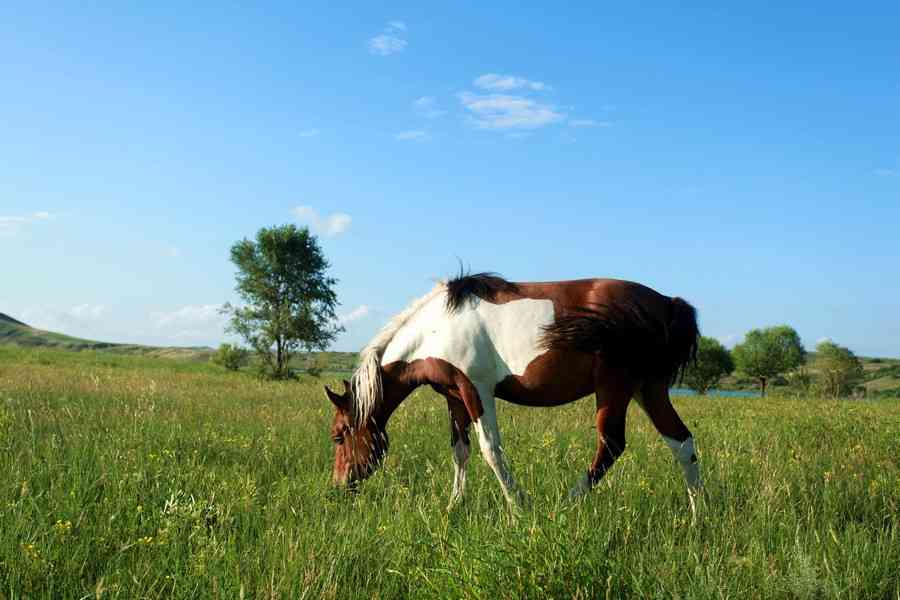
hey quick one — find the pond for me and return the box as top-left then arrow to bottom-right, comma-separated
670,388 -> 761,398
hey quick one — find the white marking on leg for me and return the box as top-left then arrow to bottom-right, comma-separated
473,391 -> 523,506
663,435 -> 702,516
449,439 -> 469,505
662,435 -> 701,489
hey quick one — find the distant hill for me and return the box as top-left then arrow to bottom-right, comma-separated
0,312 -> 213,361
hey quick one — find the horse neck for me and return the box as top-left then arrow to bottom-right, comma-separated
374,362 -> 421,427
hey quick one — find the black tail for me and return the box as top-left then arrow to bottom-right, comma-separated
540,296 -> 699,384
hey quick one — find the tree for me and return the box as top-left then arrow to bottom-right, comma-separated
682,336 -> 735,395
732,325 -> 805,396
221,224 -> 343,380
210,343 -> 249,371
814,340 -> 864,398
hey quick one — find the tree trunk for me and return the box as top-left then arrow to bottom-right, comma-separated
759,377 -> 767,397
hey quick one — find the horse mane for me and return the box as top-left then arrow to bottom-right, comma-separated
445,271 -> 519,312
351,283 -> 447,425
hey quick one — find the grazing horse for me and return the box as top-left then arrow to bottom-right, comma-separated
325,273 -> 702,508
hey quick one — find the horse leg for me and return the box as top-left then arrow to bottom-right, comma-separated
463,381 -> 525,508
569,365 -> 634,499
637,382 -> 703,512
446,397 -> 471,508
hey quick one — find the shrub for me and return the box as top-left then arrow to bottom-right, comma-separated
210,344 -> 250,371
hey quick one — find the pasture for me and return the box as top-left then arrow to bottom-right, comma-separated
1,346 -> 898,598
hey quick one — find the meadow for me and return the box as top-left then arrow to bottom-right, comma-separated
1,346 -> 898,599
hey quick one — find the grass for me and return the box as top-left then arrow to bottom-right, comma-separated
1,346 -> 898,599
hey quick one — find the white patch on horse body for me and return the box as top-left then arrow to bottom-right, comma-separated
380,291 -> 555,383
363,286 -> 552,507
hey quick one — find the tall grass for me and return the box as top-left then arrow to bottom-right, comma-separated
1,346 -> 898,598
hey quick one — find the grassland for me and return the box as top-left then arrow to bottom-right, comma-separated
1,346 -> 898,599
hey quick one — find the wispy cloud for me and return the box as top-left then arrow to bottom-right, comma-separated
70,304 -> 106,320
339,305 -> 371,325
568,119 -> 612,128
874,168 -> 896,177
151,304 -> 228,343
395,130 -> 429,142
152,304 -> 222,329
369,21 -> 408,56
474,74 -> 549,92
20,303 -> 107,337
299,128 -> 320,138
413,96 -> 446,119
292,206 -> 352,237
0,211 -> 55,235
458,92 -> 564,130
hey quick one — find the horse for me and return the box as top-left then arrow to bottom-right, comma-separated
324,272 -> 702,509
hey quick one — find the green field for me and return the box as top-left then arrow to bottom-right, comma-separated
1,346 -> 898,598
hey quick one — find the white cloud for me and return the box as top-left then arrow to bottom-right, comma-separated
413,96 -> 446,119
152,304 -> 223,329
369,21 -> 408,56
339,305 -> 371,325
369,34 -> 407,55
458,92 -> 564,130
568,119 -> 612,128
299,128 -> 320,137
474,74 -> 549,92
874,168 -> 896,177
69,304 -> 106,320
0,211 -> 56,235
395,130 -> 429,142
19,304 -> 108,339
292,206 -> 352,237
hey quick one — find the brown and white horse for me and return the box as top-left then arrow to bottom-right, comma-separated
325,273 -> 702,508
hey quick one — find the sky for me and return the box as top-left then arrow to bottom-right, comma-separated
1,2 -> 899,357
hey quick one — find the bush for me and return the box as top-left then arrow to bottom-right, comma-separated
681,337 -> 734,394
210,344 -> 250,371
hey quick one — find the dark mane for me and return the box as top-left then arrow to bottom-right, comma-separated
445,272 -> 520,312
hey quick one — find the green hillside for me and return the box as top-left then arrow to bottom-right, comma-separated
0,312 -> 213,361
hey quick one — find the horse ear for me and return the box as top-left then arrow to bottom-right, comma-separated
324,385 -> 349,411
342,379 -> 352,395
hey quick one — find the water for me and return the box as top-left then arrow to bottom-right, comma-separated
670,388 -> 761,398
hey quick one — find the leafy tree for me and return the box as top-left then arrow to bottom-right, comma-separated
222,224 -> 343,380
682,336 -> 735,395
814,340 -> 864,398
210,343 -> 249,371
732,325 -> 805,396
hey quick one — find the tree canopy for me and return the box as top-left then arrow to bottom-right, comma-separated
814,340 -> 864,398
222,224 -> 342,379
682,336 -> 735,395
732,325 -> 805,396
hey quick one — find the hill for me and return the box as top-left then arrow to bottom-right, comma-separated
0,312 -> 213,361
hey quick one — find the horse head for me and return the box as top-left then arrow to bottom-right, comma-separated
324,379 -> 389,488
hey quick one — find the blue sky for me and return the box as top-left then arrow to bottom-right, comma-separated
2,3 -> 898,357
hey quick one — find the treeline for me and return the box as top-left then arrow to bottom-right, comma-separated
683,325 -> 868,398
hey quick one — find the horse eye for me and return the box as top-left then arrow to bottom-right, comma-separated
333,436 -> 343,445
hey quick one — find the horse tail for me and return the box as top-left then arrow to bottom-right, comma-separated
666,297 -> 700,385
539,295 -> 699,384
